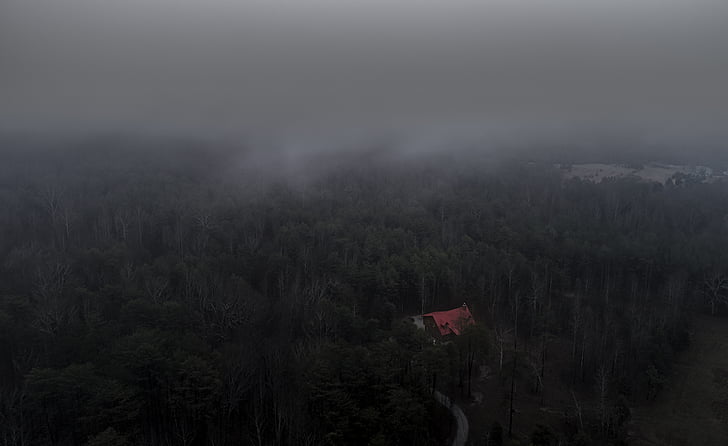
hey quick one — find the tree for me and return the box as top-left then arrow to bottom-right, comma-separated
703,272 -> 728,315
508,291 -> 521,438
595,365 -> 609,435
646,364 -> 666,401
487,421 -> 503,446
454,324 -> 490,398
86,428 -> 130,446
531,424 -> 557,446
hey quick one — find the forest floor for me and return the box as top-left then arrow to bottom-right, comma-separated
629,314 -> 728,446
452,336 -> 579,445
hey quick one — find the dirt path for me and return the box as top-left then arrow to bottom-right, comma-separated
434,391 -> 469,446
629,315 -> 728,446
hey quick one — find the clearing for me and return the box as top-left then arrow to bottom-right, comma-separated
629,315 -> 728,445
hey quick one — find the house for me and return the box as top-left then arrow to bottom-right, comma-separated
422,303 -> 475,338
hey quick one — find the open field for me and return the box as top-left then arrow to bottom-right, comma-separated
449,314 -> 728,445
629,315 -> 728,446
558,163 -> 718,184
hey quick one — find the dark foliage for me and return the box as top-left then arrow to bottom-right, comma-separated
0,144 -> 724,445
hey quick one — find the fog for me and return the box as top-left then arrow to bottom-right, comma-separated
4,7 -> 728,446
1,0 -> 728,145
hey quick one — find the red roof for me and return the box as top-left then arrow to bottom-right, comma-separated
422,304 -> 475,336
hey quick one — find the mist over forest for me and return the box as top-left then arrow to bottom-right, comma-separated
3,136 -> 728,446
2,1 -> 728,445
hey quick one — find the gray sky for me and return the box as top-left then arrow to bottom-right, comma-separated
1,0 -> 727,140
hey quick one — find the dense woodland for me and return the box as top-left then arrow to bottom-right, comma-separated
2,141 -> 728,445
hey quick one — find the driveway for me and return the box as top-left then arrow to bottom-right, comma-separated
434,391 -> 469,446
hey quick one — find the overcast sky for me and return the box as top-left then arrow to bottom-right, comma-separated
1,0 -> 727,141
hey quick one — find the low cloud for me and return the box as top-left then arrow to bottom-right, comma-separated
1,0 -> 727,142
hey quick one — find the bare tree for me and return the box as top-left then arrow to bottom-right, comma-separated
494,325 -> 512,373
703,272 -> 728,315
114,210 -> 131,242
0,388 -> 27,446
571,293 -> 582,381
571,390 -> 584,433
33,261 -> 73,335
144,276 -> 169,304
40,186 -> 62,228
508,291 -> 521,438
596,365 -> 610,435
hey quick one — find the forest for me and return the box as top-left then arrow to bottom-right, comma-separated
1,140 -> 728,446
